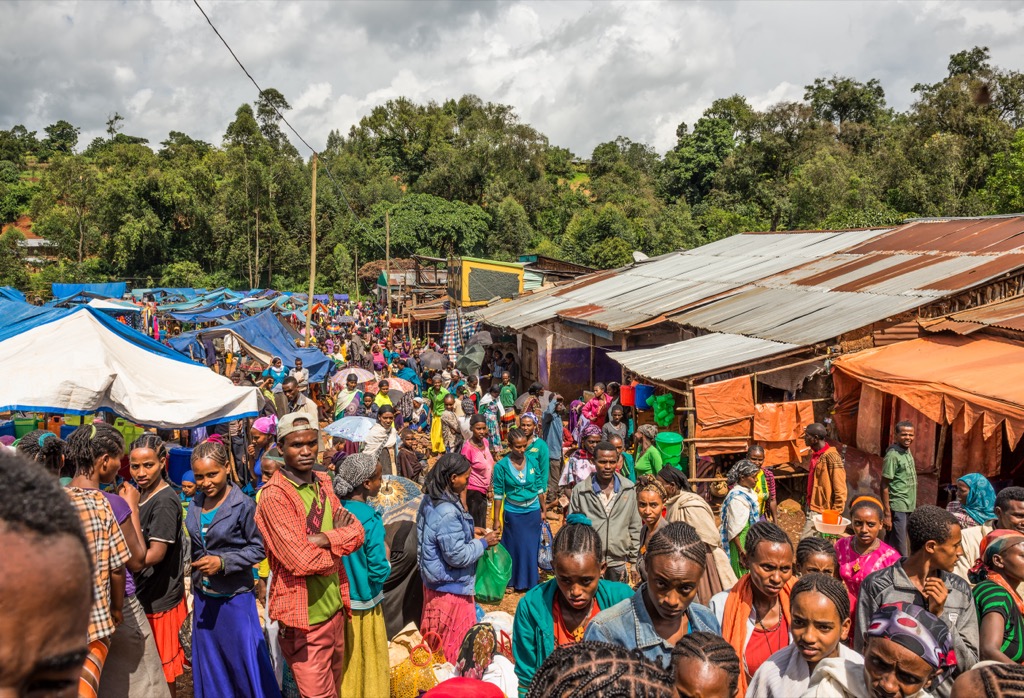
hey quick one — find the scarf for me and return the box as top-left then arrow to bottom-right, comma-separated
959,473 -> 996,526
722,573 -> 794,697
969,529 -> 1024,614
335,388 -> 361,413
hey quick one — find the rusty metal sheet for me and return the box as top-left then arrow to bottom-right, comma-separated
922,254 -> 1024,291
846,217 -> 1024,254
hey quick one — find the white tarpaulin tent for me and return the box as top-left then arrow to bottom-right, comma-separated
0,308 -> 259,428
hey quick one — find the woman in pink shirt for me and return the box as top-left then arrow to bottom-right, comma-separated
460,414 -> 495,528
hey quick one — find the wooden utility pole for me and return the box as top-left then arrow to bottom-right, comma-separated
305,154 -> 317,347
354,247 -> 359,303
385,210 -> 392,321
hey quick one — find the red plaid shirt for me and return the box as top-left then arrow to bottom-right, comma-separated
255,470 -> 365,631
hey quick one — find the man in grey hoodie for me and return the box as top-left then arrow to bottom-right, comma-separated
569,441 -> 642,583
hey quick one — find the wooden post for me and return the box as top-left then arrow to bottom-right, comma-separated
620,333 -> 628,385
305,154 -> 317,347
684,379 -> 697,482
353,247 -> 359,303
934,422 -> 948,475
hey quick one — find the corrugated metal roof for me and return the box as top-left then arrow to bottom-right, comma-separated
921,295 -> 1024,334
471,228 -> 894,331
607,333 -> 801,382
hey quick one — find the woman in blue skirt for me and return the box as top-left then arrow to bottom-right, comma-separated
492,428 -> 547,592
186,441 -> 281,698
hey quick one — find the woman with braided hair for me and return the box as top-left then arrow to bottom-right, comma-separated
672,632 -> 741,698
721,458 -> 763,578
525,640 -> 674,698
584,521 -> 720,669
634,475 -> 668,584
709,520 -> 796,695
512,513 -> 634,696
969,529 -> 1024,664
334,451 -> 390,696
951,663 -> 1024,698
493,427 -> 546,592
836,496 -> 900,612
796,536 -> 840,578
748,573 -> 859,698
16,429 -> 72,482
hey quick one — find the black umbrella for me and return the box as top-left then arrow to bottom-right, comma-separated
465,330 -> 493,348
455,343 -> 487,376
419,349 -> 448,371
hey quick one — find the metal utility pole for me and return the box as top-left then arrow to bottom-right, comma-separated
385,210 -> 392,320
305,154 -> 317,347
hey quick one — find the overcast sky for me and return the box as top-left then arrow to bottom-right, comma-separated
2,0 -> 1023,158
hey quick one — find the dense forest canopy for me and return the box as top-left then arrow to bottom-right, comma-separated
2,47 -> 1024,294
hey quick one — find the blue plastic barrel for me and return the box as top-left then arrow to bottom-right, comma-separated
168,447 -> 194,485
0,421 -> 14,440
634,384 -> 656,411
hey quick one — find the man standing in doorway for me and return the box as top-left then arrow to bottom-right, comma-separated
800,422 -> 847,539
255,414 -> 365,698
882,420 -> 916,556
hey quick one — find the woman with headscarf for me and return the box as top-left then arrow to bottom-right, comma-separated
247,416 -> 279,488
657,465 -> 736,604
969,529 -> 1024,664
418,454 -> 500,663
948,473 -> 997,530
261,357 -> 289,416
559,424 -> 602,489
363,405 -> 398,476
333,373 -> 363,419
521,383 -> 544,420
803,602 -> 955,698
334,452 -> 390,697
633,424 -> 663,478
720,459 -> 763,578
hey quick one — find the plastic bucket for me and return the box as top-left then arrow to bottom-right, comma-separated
619,384 -> 636,407
168,447 -> 194,486
655,432 -> 684,466
634,384 -> 656,411
60,425 -> 77,440
14,417 -> 37,439
0,421 -> 14,440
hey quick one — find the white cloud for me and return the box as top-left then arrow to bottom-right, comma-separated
1,0 -> 1022,158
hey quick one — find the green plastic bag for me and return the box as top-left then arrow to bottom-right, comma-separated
649,393 -> 676,427
475,543 -> 513,603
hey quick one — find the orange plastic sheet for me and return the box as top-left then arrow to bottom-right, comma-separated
856,385 -> 885,456
753,400 -> 815,466
952,410 -> 1002,480
833,335 -> 1024,451
693,376 -> 755,456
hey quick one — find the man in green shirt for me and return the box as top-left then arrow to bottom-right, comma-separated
882,420 -> 916,556
499,371 -> 518,411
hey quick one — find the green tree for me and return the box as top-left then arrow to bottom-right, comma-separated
31,155 -> 100,261
161,260 -> 207,287
491,196 -> 533,260
0,228 -> 29,287
41,120 -> 81,157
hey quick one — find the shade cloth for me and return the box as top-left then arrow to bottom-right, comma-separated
693,376 -> 754,455
0,307 -> 258,427
753,400 -> 814,466
832,335 -> 1024,450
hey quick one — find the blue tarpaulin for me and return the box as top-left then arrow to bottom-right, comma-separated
52,282 -> 127,300
170,309 -> 334,381
0,287 -> 25,303
333,294 -> 349,301
169,307 -> 237,323
0,299 -> 190,363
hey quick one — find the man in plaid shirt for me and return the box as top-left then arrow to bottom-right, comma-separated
255,413 -> 365,698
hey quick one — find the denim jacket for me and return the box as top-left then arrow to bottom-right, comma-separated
185,484 -> 265,597
583,585 -> 720,669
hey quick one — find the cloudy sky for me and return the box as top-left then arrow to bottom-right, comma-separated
2,0 -> 1023,158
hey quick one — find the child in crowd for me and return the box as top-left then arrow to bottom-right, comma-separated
796,536 -> 840,577
601,405 -> 628,446
179,470 -> 195,517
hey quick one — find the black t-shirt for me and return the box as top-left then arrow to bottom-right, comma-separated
136,485 -> 185,613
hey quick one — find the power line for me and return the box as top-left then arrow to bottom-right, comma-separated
191,0 -> 385,256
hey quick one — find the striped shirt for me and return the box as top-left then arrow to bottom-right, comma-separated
974,580 -> 1024,662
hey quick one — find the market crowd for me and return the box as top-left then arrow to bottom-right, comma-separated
3,298 -> 1024,698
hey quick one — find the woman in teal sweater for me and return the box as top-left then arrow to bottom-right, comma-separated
334,452 -> 391,697
493,429 -> 547,591
520,411 -> 550,487
512,514 -> 633,696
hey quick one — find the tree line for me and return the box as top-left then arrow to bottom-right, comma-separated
2,46 -> 1024,294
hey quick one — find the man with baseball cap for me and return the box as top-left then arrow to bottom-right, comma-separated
255,413 -> 366,698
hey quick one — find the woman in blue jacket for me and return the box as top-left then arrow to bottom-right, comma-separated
584,521 -> 720,670
186,442 -> 280,698
416,453 -> 500,663
512,514 -> 634,696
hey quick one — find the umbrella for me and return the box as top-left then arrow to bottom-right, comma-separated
369,475 -> 422,525
419,349 -> 448,371
329,367 -> 375,386
337,315 -> 356,324
455,343 -> 486,376
363,376 -> 416,394
323,416 -> 376,442
465,330 -> 493,348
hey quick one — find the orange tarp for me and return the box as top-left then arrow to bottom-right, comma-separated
753,400 -> 815,466
694,376 -> 754,456
832,335 -> 1024,450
